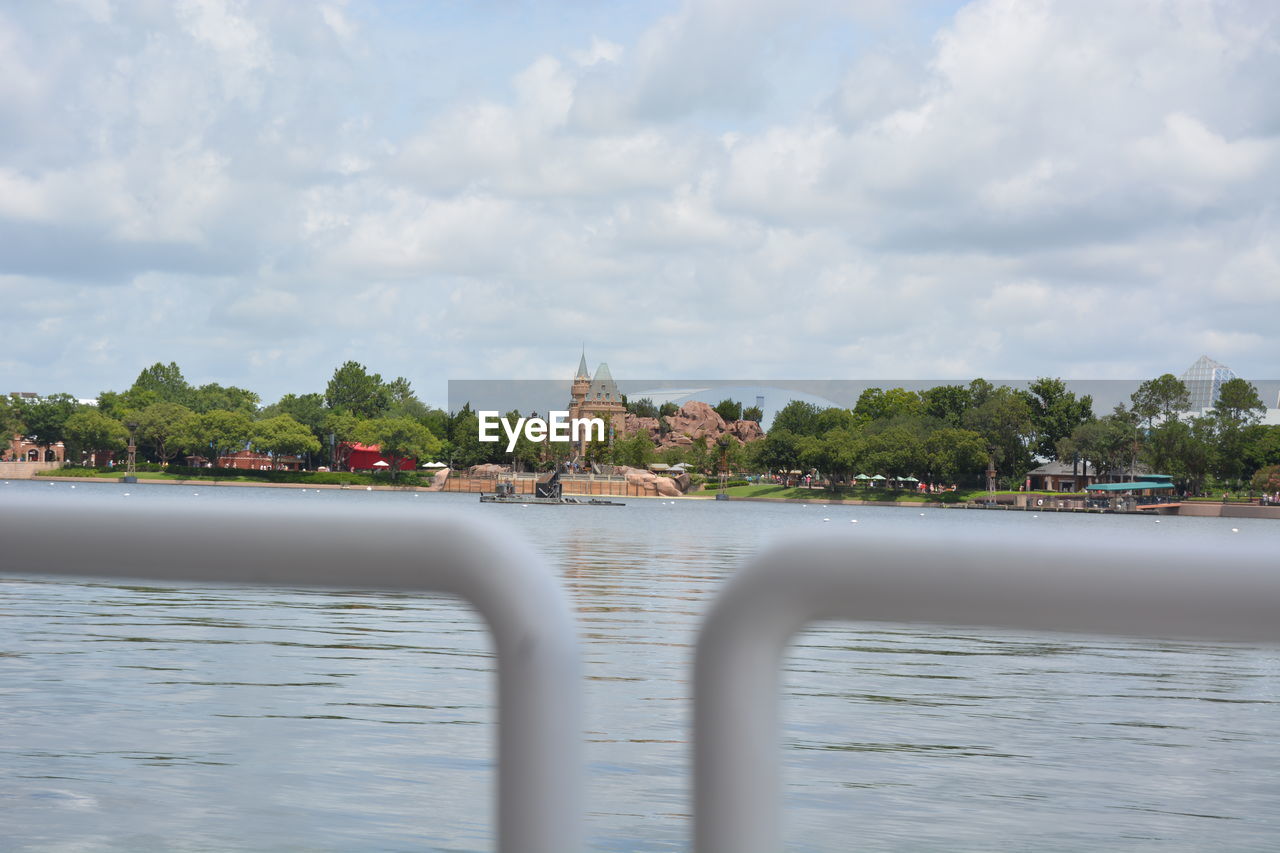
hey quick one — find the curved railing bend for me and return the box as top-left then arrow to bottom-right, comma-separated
694,527 -> 1280,853
0,496 -> 583,853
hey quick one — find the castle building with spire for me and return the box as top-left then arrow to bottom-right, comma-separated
568,353 -> 626,457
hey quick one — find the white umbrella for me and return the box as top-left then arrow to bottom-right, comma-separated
422,462 -> 446,468
372,460 -> 391,468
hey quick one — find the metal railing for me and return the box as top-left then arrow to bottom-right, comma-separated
0,497 -> 582,853
4,498 -> 1278,852
693,527 -> 1280,853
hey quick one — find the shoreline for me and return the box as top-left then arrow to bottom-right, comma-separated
23,476 -> 1280,517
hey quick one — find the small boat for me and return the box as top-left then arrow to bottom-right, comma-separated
480,472 -> 625,506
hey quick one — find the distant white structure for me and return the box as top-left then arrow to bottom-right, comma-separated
1180,355 -> 1235,412
1176,356 -> 1280,426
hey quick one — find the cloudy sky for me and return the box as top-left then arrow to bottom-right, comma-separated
2,0 -> 1277,407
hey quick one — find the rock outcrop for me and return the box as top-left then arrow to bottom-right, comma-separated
726,419 -> 764,443
665,400 -> 725,439
617,465 -> 687,496
426,468 -> 451,491
624,401 -> 763,450
469,463 -> 511,477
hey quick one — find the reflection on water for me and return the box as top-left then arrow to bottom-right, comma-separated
1,481 -> 1278,851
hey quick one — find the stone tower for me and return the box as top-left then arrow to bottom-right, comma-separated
568,353 -> 626,458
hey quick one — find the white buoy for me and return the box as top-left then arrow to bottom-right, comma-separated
366,486 -> 372,491
823,518 -> 830,522
919,512 -> 925,516
1232,528 -> 1239,533
1154,520 -> 1161,523
70,485 -> 76,489
123,493 -> 130,496
850,519 -> 858,523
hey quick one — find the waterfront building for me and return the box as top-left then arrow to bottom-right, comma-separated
336,442 -> 416,471
216,450 -> 303,471
568,353 -> 626,458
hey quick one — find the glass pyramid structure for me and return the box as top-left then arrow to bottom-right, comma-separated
1180,355 -> 1235,411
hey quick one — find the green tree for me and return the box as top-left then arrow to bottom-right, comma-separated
814,407 -> 859,433
770,400 -> 822,436
63,409 -> 128,464
658,401 -> 678,418
326,361 -> 390,419
177,410 -> 253,465
962,387 -> 1035,486
858,426 -> 925,479
626,397 -> 660,419
446,408 -> 493,469
386,377 -> 430,420
1211,378 -> 1266,430
190,383 -> 260,415
1173,416 -> 1216,494
253,415 -> 322,468
853,388 -> 921,423
808,428 -> 860,484
612,432 -> 657,468
18,393 -> 81,447
924,428 -> 988,485
1060,414 -> 1135,485
713,399 -> 742,422
137,402 -> 195,464
741,404 -> 763,422
131,362 -> 192,404
1130,374 -> 1190,428
1,395 -> 26,441
754,428 -> 802,474
1209,379 -> 1266,484
322,410 -> 362,462
501,409 -> 541,472
262,393 -> 327,433
98,388 -> 160,420
919,384 -> 972,426
1025,377 -> 1093,460
1242,424 -> 1280,473
358,417 -> 441,481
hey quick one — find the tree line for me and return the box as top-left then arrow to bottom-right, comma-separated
4,365 -> 1275,492
2,361 -> 447,480
745,376 -> 1277,493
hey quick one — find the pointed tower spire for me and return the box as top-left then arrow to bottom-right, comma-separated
576,350 -> 590,380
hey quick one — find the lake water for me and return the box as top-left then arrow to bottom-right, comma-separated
1,479 -> 1278,851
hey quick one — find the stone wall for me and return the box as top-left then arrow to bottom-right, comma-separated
0,461 -> 65,479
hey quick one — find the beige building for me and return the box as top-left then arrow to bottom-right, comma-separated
567,353 -> 626,457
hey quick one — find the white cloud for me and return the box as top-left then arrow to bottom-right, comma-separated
2,0 -> 1279,402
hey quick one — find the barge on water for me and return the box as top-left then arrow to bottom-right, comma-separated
480,471 -> 625,507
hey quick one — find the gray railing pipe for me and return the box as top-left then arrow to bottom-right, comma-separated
0,496 -> 582,853
694,526 -> 1280,853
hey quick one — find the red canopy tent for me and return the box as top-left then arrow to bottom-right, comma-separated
339,442 -> 416,471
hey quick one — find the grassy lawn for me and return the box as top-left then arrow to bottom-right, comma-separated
702,484 -> 939,502
36,468 -> 391,486
37,469 -> 181,480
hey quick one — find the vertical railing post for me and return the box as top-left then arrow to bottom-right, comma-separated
0,496 -> 583,853
694,527 -> 1280,853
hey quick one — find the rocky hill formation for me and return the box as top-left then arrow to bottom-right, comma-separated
624,400 -> 763,450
